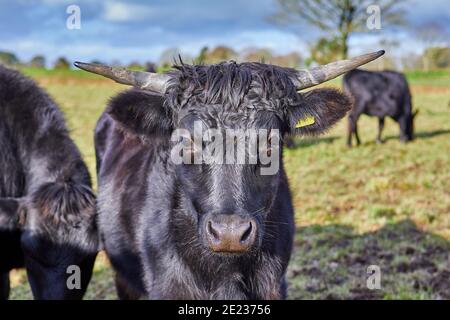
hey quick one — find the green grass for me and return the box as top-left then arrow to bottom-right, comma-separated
8,69 -> 450,300
284,74 -> 450,240
405,70 -> 450,86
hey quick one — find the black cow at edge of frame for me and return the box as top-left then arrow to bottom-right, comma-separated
343,69 -> 419,147
0,66 -> 99,300
76,50 -> 384,300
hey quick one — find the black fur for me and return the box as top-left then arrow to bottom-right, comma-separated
95,61 -> 351,299
0,66 -> 98,300
343,69 -> 415,146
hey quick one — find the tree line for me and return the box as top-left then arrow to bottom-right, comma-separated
1,43 -> 449,72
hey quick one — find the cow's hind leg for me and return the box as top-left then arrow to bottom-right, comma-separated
114,273 -> 141,300
347,117 -> 353,147
347,114 -> 361,147
376,117 -> 385,144
0,272 -> 10,300
354,123 -> 361,146
398,115 -> 411,142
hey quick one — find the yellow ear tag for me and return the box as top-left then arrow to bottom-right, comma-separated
295,115 -> 315,128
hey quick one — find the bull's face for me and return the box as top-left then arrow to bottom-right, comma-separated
172,108 -> 284,253
0,183 -> 98,299
75,51 -> 384,256
169,85 -> 353,253
104,68 -> 353,255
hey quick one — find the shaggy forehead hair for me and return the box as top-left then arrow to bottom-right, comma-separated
165,61 -> 302,114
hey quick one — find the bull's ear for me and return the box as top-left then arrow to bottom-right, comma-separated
0,197 -> 26,230
107,89 -> 173,137
286,88 -> 351,136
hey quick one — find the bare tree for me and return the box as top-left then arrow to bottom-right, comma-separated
269,0 -> 406,59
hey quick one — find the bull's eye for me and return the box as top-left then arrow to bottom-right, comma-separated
261,135 -> 273,158
267,135 -> 273,157
258,144 -> 272,158
248,134 -> 277,166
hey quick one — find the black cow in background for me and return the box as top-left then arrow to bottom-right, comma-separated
0,66 -> 98,299
76,51 -> 383,299
344,69 -> 418,147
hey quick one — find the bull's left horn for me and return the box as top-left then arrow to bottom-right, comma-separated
73,62 -> 171,94
295,50 -> 385,90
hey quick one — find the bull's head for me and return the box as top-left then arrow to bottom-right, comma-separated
75,51 -> 383,255
0,183 -> 98,299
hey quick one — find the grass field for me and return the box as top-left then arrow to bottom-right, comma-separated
9,68 -> 450,300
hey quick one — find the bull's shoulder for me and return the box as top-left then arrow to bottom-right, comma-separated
346,69 -> 397,94
380,70 -> 409,85
381,70 -> 404,77
343,69 -> 370,82
0,65 -> 57,113
0,66 -> 68,139
0,66 -> 34,100
0,66 -> 89,180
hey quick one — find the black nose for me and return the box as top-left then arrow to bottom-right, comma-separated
204,215 -> 257,253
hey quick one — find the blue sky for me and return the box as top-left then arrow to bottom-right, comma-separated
0,0 -> 449,65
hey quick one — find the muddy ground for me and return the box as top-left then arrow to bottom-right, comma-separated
287,220 -> 450,299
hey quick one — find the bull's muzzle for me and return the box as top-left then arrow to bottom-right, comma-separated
204,214 -> 257,253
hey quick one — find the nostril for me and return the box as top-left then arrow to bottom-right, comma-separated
207,221 -> 220,241
240,222 -> 253,243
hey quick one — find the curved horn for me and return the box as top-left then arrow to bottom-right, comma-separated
295,50 -> 385,90
73,62 -> 171,94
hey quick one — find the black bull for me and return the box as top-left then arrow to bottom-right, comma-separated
93,61 -> 354,299
0,51 -> 381,299
343,69 -> 417,147
0,66 -> 98,299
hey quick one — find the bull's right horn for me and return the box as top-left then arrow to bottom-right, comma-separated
294,50 -> 385,90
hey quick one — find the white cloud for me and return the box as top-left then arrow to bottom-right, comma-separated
103,2 -> 156,22
0,27 -> 311,67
